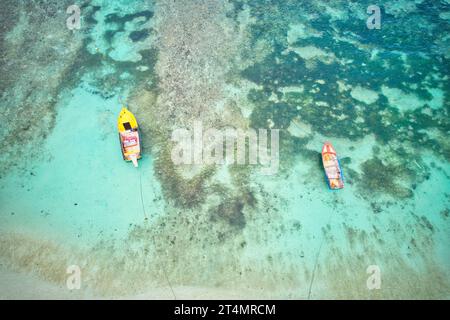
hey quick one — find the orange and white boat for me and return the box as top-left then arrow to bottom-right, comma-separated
117,107 -> 141,167
321,142 -> 344,190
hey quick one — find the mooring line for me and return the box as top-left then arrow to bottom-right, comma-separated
307,208 -> 334,300
139,168 -> 176,299
162,258 -> 177,300
139,170 -> 148,220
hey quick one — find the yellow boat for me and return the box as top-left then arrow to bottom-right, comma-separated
118,107 -> 141,167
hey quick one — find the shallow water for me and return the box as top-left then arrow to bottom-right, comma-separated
0,0 -> 449,299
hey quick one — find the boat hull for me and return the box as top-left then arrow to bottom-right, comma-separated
322,142 -> 344,190
117,108 -> 141,167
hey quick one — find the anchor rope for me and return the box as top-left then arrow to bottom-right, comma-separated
139,171 -> 148,220
307,207 -> 334,300
162,257 -> 177,300
139,168 -> 176,299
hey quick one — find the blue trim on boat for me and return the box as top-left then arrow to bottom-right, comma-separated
337,157 -> 344,182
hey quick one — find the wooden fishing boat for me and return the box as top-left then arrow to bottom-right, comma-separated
117,107 -> 141,167
322,142 -> 344,190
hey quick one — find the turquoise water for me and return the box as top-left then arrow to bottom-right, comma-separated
0,0 -> 449,299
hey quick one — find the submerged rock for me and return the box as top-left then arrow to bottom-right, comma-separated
0,0 -> 84,175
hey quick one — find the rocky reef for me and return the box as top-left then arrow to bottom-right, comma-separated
0,0 -> 85,175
